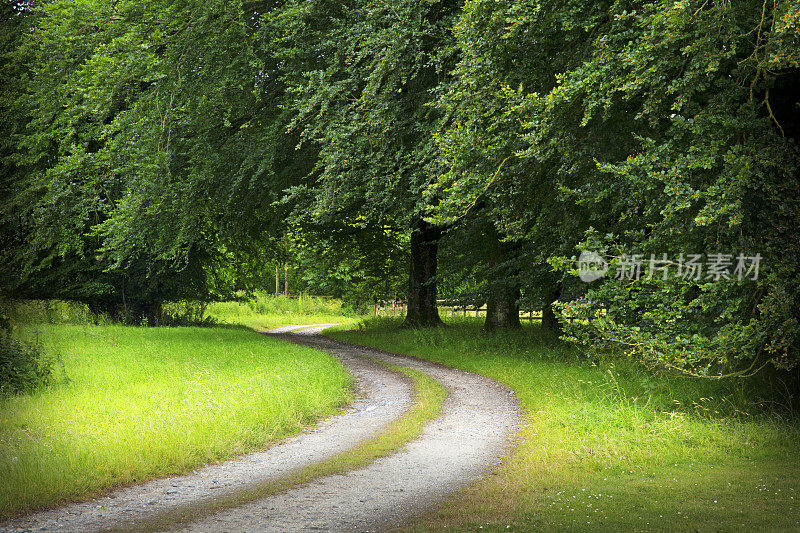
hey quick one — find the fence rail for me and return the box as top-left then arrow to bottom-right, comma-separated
373,300 -> 555,321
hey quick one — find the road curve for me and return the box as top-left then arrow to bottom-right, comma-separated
1,325 -> 413,533
179,325 -> 522,532
2,324 -> 522,533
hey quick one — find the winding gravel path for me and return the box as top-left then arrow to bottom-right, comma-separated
2,324 -> 522,533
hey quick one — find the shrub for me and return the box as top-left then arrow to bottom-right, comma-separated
0,333 -> 54,396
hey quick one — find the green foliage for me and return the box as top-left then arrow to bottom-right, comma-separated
539,0 -> 800,375
430,0 -> 800,374
283,0 -> 459,228
0,0 -> 300,315
0,333 -> 54,397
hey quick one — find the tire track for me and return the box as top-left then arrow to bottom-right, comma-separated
1,325 -> 413,533
178,325 -> 522,532
3,325 -> 522,533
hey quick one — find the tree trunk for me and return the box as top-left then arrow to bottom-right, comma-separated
484,229 -> 521,331
485,286 -> 521,331
284,264 -> 289,296
541,282 -> 562,332
145,301 -> 162,327
402,219 -> 443,328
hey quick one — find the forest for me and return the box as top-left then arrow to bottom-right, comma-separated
2,0 -> 799,381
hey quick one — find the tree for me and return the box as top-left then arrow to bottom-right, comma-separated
540,0 -> 800,375
0,0 -> 308,321
0,0 -> 202,322
282,0 -> 463,327
430,0 -> 799,375
429,0 -> 604,330
457,0 -> 799,374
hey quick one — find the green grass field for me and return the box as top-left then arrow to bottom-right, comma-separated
9,294 -> 356,331
0,324 -> 351,519
205,294 -> 354,330
329,317 -> 800,532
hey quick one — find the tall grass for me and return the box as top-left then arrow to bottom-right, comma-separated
206,293 -> 353,330
0,333 -> 57,397
330,317 -> 800,532
7,300 -> 105,326
0,324 -> 351,519
9,293 -> 354,330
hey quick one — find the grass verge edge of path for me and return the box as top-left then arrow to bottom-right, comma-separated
0,324 -> 352,520
106,356 -> 447,533
328,318 -> 800,532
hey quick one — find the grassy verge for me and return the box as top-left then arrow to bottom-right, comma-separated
329,317 -> 800,532
108,357 -> 447,532
0,324 -> 352,519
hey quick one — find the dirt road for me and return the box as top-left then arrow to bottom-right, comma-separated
2,324 -> 521,532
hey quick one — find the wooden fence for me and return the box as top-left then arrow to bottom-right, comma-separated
374,300 -> 407,316
373,300 -> 550,321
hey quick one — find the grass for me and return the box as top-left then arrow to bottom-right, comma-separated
205,295 -> 355,330
208,309 -> 350,331
329,317 -> 800,532
112,358 -> 447,532
0,324 -> 352,519
9,294 -> 359,331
